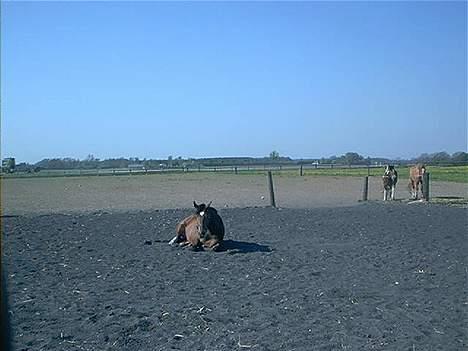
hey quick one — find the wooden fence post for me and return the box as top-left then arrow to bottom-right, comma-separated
234,166 -> 238,174
267,171 -> 276,208
362,176 -> 369,201
300,164 -> 303,176
423,172 -> 430,201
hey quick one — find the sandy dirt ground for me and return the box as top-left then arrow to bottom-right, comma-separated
2,173 -> 467,215
2,203 -> 467,351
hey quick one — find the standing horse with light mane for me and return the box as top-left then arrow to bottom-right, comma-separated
408,164 -> 426,200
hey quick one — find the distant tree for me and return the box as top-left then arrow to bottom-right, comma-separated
100,158 -> 129,169
431,152 -> 451,164
452,151 -> 468,163
415,153 -> 431,163
269,151 -> 280,160
81,154 -> 100,169
37,158 -> 64,169
416,152 -> 453,164
344,152 -> 364,165
15,162 -> 32,172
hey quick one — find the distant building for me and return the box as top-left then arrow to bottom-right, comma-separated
2,158 -> 16,173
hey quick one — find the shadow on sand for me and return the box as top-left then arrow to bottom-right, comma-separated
219,240 -> 271,254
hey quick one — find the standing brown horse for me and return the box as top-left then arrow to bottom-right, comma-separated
408,164 -> 426,199
169,201 -> 225,250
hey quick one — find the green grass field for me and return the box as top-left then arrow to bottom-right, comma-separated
425,165 -> 468,183
2,165 -> 467,183
269,165 -> 468,183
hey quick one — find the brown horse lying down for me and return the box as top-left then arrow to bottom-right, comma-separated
169,201 -> 225,250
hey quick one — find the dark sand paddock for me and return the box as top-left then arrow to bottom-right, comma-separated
2,203 -> 467,350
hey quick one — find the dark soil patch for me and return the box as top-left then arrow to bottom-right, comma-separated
2,203 -> 467,350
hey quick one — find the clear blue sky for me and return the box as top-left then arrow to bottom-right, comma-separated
2,1 -> 467,163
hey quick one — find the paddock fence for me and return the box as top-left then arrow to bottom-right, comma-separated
2,161 -> 466,179
2,163 -> 466,216
0,163 -> 384,178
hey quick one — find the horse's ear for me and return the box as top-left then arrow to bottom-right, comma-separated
206,201 -> 212,208
193,201 -> 199,209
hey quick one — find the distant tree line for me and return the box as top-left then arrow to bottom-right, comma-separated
413,151 -> 468,165
313,151 -> 467,166
11,151 -> 468,172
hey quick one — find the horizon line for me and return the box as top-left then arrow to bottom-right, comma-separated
4,150 -> 467,165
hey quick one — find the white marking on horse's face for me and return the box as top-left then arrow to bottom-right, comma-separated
200,211 -> 205,217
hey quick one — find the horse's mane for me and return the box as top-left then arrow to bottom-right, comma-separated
205,207 -> 218,215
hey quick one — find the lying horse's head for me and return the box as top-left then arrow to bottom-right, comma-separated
194,201 -> 225,249
193,201 -> 213,237
193,200 -> 212,213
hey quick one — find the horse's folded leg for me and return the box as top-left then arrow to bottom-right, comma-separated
211,243 -> 222,252
203,240 -> 222,251
189,244 -> 203,251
